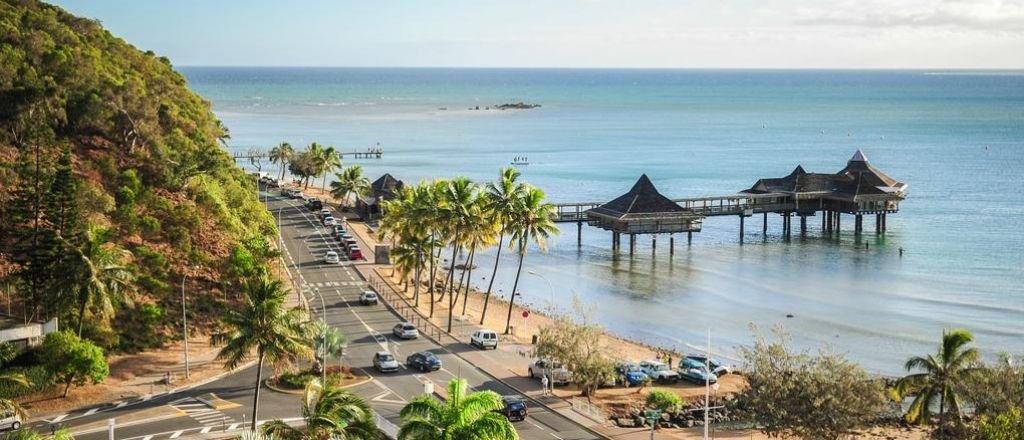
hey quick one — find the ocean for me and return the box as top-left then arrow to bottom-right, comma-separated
182,67 -> 1024,375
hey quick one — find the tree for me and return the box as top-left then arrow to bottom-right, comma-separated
732,327 -> 887,440
964,355 -> 1024,421
893,328 -> 980,430
535,296 -> 616,399
288,151 -> 317,189
310,321 -> 348,372
211,276 -> 314,430
454,194 -> 496,317
646,390 -> 682,413
269,142 -> 294,181
0,373 -> 30,421
437,177 -> 477,333
979,407 -> 1024,440
398,378 -> 518,440
329,166 -> 370,208
64,224 -> 134,336
40,331 -> 110,398
504,186 -> 557,334
262,379 -> 377,440
0,427 -> 75,440
316,146 -> 342,193
481,167 -> 523,325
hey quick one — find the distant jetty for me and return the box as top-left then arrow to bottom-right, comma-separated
467,102 -> 542,111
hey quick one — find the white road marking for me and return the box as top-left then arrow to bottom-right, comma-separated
529,420 -> 547,430
82,408 -> 99,416
115,401 -> 128,408
200,426 -> 213,434
168,431 -> 183,439
227,423 -> 240,430
50,414 -> 67,423
141,436 -> 153,440
550,433 -> 564,440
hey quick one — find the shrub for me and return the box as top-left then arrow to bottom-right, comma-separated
979,407 -> 1024,440
0,365 -> 53,399
646,390 -> 682,413
41,331 -> 110,397
278,369 -> 317,389
139,215 -> 161,237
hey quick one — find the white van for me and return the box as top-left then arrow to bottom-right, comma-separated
0,410 -> 22,431
470,329 -> 498,350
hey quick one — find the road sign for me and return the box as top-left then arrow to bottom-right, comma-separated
644,409 -> 662,421
522,310 -> 530,319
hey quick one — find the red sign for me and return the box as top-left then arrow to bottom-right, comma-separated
522,310 -> 530,319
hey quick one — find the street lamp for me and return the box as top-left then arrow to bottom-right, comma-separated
526,270 -> 555,312
181,267 -> 197,379
315,288 -> 327,386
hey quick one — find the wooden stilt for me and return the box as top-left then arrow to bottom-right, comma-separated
763,213 -> 768,234
629,234 -> 635,256
687,231 -> 692,245
652,236 -> 657,255
739,215 -> 745,244
577,221 -> 582,246
836,212 -> 841,232
800,215 -> 807,233
669,236 -> 675,255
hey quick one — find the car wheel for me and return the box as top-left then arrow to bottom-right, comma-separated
421,364 -> 428,373
11,421 -> 20,430
528,368 -> 534,378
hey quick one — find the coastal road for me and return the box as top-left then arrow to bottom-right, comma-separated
44,186 -> 597,440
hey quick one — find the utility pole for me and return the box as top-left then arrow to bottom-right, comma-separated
182,272 -> 190,379
704,329 -> 710,440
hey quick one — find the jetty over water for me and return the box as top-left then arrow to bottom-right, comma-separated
552,150 -> 907,255
232,147 -> 383,161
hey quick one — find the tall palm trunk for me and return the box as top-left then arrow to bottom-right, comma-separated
444,235 -> 462,333
460,247 -> 477,316
251,352 -> 266,430
939,389 -> 945,438
481,227 -> 505,324
413,245 -> 422,307
278,163 -> 285,181
504,237 -> 526,334
427,239 -> 437,317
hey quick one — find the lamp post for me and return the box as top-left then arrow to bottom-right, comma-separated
526,270 -> 555,312
315,288 -> 327,386
181,270 -> 191,379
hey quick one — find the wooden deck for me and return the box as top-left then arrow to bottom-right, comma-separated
232,148 -> 382,161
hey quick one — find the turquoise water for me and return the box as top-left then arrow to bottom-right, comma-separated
183,67 -> 1024,375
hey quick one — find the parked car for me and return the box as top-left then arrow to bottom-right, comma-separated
323,251 -> 340,264
331,224 -> 346,237
678,358 -> 718,385
528,359 -> 572,385
497,396 -> 528,421
615,361 -> 650,387
308,199 -> 322,210
359,291 -> 378,305
684,355 -> 734,376
373,351 -> 400,373
392,322 -> 419,339
0,410 -> 22,431
406,351 -> 441,372
640,360 -> 679,383
348,247 -> 363,260
470,329 -> 498,350
318,208 -> 331,218
343,238 -> 358,250
323,216 -> 336,226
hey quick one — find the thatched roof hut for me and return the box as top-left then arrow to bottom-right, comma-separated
586,174 -> 701,234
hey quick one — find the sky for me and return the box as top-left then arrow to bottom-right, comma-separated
52,0 -> 1024,69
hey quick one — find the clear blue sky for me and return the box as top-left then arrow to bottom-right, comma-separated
52,0 -> 1024,68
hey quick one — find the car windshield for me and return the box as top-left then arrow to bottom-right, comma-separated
379,354 -> 394,362
653,364 -> 669,371
423,352 -> 437,360
364,292 -> 376,297
326,252 -> 337,257
403,325 -> 415,330
625,365 -> 642,372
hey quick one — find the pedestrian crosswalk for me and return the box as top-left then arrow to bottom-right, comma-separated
170,397 -> 234,427
302,280 -> 366,289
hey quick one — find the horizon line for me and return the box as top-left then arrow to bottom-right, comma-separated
176,65 -> 1024,71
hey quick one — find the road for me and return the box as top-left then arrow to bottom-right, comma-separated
35,186 -> 597,440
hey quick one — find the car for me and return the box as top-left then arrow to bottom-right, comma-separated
678,358 -> 718,385
332,225 -> 346,237
343,238 -> 358,250
684,355 -> 734,376
406,351 -> 442,372
0,409 -> 22,431
323,251 -> 340,264
393,322 -> 419,339
373,351 -> 400,373
359,291 -> 378,305
348,247 -> 363,260
308,199 -> 323,210
615,361 -> 650,387
318,208 -> 331,218
640,360 -> 679,383
323,216 -> 336,226
470,329 -> 498,350
528,359 -> 572,386
292,190 -> 306,199
497,396 -> 528,421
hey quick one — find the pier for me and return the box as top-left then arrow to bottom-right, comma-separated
232,147 -> 383,161
552,150 -> 907,254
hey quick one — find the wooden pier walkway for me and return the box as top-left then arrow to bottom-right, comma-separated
232,147 -> 383,161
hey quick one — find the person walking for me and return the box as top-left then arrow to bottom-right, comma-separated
541,374 -> 549,396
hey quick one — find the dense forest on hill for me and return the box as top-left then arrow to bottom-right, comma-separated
0,0 -> 276,354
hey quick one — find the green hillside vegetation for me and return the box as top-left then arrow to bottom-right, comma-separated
0,0 -> 276,359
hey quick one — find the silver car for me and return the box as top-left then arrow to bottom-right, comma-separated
373,351 -> 400,373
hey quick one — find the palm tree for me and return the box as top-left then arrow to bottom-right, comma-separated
310,321 -> 348,374
262,379 -> 377,440
64,224 -> 134,337
329,166 -> 371,208
893,328 -> 981,431
0,373 -> 30,422
304,142 -> 326,189
481,168 -> 524,325
455,193 -> 497,317
211,276 -> 314,430
318,147 -> 342,193
269,142 -> 294,181
438,178 -> 477,333
1,427 -> 75,440
504,186 -> 557,334
398,378 -> 518,440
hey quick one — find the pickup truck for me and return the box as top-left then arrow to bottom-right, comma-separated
640,360 -> 679,384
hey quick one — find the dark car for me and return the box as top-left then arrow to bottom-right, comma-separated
406,351 -> 442,372
497,396 -> 528,421
308,199 -> 323,210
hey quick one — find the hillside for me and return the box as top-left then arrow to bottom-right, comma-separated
0,0 -> 276,352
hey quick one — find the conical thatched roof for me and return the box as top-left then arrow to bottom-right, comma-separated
588,174 -> 685,218
742,150 -> 906,199
370,173 -> 404,200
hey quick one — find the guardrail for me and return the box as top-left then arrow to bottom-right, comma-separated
369,275 -> 460,345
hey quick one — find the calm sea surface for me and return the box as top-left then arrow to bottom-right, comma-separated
182,67 -> 1024,375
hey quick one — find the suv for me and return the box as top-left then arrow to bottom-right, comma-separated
348,247 -> 363,260
497,396 -> 528,422
470,329 -> 498,350
392,322 -> 419,339
684,355 -> 733,376
615,361 -> 650,387
406,351 -> 442,372
528,359 -> 571,385
640,360 -> 679,384
332,224 -> 346,237
373,351 -> 399,373
678,358 -> 718,385
359,291 -> 378,305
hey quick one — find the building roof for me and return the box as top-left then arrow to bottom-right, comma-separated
742,150 -> 906,200
588,174 -> 686,218
361,173 -> 405,206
